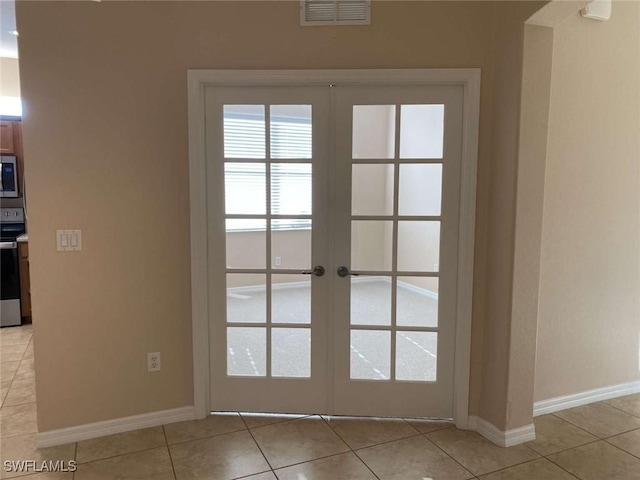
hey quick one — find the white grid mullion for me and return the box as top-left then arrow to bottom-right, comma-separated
390,103 -> 401,381
350,325 -> 439,333
352,215 -> 441,222
265,105 -> 272,378
349,270 -> 440,277
351,158 -> 445,164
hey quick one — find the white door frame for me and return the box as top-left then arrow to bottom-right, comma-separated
187,69 -> 480,429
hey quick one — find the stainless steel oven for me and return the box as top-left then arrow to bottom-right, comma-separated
1,208 -> 25,327
1,155 -> 19,198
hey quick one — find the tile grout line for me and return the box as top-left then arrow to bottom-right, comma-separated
549,412 -> 613,440
546,411 -> 607,439
538,414 -> 640,480
541,449 -> 587,480
243,413 -> 314,432
165,425 -> 247,448
73,444 -> 172,467
602,436 -> 640,461
319,415 -> 381,480
0,332 -> 36,440
351,430 -> 425,452
246,414 -> 404,477
72,440 -> 78,480
420,431 -> 483,478
162,425 -> 178,480
271,450 -> 357,475
470,457 -> 545,479
233,469 -> 275,480
1,333 -> 32,394
599,401 -> 640,420
551,409 -> 640,441
238,411 -> 277,474
532,438 -> 601,458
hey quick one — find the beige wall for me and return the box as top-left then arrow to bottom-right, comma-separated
1,57 -> 20,97
15,0 -> 541,432
534,1 -> 640,401
507,20 -> 555,429
480,0 -> 547,429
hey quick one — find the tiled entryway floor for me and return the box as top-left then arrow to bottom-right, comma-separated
2,324 -> 640,479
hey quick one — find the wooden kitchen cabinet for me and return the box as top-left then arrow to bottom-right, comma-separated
0,120 -> 24,195
19,242 -> 31,318
0,121 -> 14,153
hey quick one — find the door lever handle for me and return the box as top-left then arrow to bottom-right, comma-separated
337,266 -> 359,277
302,265 -> 325,277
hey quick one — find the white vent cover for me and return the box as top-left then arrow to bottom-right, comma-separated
581,0 -> 612,21
301,0 -> 371,26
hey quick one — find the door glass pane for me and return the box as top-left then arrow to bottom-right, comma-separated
227,274 -> 266,323
272,274 -> 311,324
396,331 -> 437,381
352,164 -> 394,216
270,105 -> 312,159
227,327 -> 266,376
397,277 -> 439,327
398,164 -> 442,216
225,163 -> 266,214
397,221 -> 440,272
271,220 -> 311,269
351,221 -> 393,271
224,105 -> 265,159
272,328 -> 311,378
350,330 -> 390,380
226,219 -> 265,268
271,163 -> 312,215
351,277 -> 391,326
352,105 -> 396,159
400,105 -> 444,159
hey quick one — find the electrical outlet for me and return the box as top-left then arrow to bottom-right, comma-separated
275,256 -> 282,266
147,352 -> 161,372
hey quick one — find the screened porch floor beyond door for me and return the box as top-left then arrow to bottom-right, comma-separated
226,279 -> 439,380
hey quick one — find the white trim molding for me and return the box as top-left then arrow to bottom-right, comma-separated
36,406 -> 195,448
468,416 -> 536,447
188,69 -> 480,427
534,381 -> 640,417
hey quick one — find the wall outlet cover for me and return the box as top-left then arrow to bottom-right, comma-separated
147,352 -> 161,372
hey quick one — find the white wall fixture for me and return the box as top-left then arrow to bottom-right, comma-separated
147,352 -> 161,372
300,0 -> 371,26
56,229 -> 82,252
581,0 -> 612,21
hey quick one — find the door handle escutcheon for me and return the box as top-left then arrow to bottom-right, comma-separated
302,265 -> 325,277
337,266 -> 359,277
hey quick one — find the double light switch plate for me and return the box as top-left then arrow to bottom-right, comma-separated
57,229 -> 82,252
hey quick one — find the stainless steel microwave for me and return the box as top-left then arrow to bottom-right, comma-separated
0,156 -> 18,198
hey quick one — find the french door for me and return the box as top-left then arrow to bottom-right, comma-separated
205,81 -> 464,418
333,86 -> 462,418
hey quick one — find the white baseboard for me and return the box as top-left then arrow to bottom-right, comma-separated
534,380 -> 640,417
396,279 -> 438,300
36,406 -> 196,448
229,276 -> 439,300
468,416 -> 536,447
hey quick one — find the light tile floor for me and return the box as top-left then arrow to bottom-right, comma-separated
1,324 -> 640,479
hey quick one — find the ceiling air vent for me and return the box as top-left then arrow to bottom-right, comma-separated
301,0 -> 371,26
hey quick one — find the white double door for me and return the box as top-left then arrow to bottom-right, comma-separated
206,83 -> 463,418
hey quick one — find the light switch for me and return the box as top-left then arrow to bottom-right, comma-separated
57,229 -> 82,252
